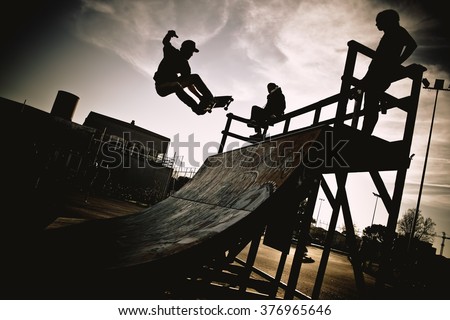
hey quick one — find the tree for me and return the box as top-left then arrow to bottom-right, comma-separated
362,224 -> 387,242
397,208 -> 436,244
360,224 -> 388,270
339,223 -> 359,236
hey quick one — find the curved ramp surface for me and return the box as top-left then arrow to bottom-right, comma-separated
37,127 -> 322,271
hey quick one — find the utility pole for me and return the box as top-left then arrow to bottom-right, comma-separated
371,192 -> 381,226
436,232 -> 450,256
409,78 -> 450,252
316,198 -> 325,227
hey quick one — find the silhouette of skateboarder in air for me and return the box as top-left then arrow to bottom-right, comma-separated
248,83 -> 286,141
153,30 -> 214,115
359,9 -> 417,135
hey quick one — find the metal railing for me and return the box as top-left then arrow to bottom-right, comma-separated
219,40 -> 426,154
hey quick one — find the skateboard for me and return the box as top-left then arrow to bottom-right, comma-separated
206,95 -> 234,112
194,95 -> 233,115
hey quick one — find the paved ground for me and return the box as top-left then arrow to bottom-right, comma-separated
237,243 -> 377,299
46,190 -> 146,229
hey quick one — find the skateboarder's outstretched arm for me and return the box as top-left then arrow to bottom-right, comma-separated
162,30 -> 178,46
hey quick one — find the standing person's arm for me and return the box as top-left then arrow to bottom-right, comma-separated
399,29 -> 417,64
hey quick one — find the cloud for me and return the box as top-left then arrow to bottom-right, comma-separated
75,0 -> 231,77
72,1 -> 449,108
82,0 -> 115,14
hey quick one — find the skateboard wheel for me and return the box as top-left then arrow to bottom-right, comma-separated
224,107 -> 228,110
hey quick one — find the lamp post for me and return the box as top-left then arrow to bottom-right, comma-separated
316,198 -> 325,227
371,192 -> 381,226
409,78 -> 450,251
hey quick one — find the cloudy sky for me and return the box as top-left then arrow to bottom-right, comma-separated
1,0 -> 449,256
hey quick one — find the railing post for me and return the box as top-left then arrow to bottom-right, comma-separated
350,90 -> 363,128
283,118 -> 291,133
219,113 -> 233,153
336,41 -> 358,124
402,64 -> 427,150
313,108 -> 321,125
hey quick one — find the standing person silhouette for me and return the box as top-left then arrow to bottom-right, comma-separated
360,9 -> 417,135
153,30 -> 214,115
248,83 -> 286,141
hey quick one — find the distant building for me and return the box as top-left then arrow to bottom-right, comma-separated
1,93 -> 174,233
82,111 -> 173,204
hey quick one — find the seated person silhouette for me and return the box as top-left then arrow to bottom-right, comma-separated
359,9 -> 417,135
153,30 -> 214,115
248,83 -> 286,140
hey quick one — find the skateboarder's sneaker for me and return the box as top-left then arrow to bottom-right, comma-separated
249,133 -> 264,141
191,105 -> 208,115
200,96 -> 215,109
247,120 -> 258,128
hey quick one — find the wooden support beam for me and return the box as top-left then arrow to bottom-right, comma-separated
270,252 -> 288,298
239,232 -> 262,294
375,168 -> 408,290
320,176 -> 337,208
370,171 -> 394,214
338,172 -> 366,296
284,177 -> 320,299
312,173 -> 347,299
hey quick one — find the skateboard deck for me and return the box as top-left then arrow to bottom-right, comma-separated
193,96 -> 234,115
207,95 -> 234,112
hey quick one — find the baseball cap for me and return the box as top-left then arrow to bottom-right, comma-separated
181,40 -> 199,53
267,83 -> 278,91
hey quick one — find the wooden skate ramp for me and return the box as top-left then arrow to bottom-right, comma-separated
4,124 -> 409,298
0,127 -> 322,298
36,127 -> 322,271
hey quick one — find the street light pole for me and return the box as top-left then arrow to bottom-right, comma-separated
409,79 -> 450,251
316,198 -> 325,227
371,192 -> 381,226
